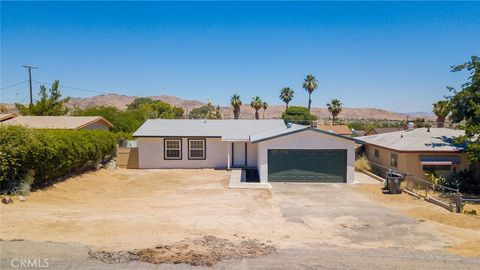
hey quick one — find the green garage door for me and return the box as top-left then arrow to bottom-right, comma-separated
268,149 -> 347,182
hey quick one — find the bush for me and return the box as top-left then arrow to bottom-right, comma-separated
0,126 -> 117,193
355,155 -> 371,171
281,106 -> 317,125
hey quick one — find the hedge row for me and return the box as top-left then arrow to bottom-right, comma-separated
0,125 -> 117,192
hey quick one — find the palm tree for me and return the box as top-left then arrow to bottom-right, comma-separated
230,94 -> 242,119
327,99 -> 342,125
262,102 -> 268,119
303,74 -> 318,112
279,87 -> 294,110
432,100 -> 449,127
250,96 -> 263,120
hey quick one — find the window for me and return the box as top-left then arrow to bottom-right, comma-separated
423,165 -> 451,172
164,139 -> 182,160
374,149 -> 380,158
188,139 -> 205,160
390,153 -> 398,167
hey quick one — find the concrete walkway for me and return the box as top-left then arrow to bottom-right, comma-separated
354,171 -> 382,184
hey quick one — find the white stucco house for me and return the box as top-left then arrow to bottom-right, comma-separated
133,119 -> 357,184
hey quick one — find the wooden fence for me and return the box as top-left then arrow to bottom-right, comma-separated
117,147 -> 139,169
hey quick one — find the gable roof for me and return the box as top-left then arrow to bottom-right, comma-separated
317,125 -> 352,135
133,119 -> 358,143
357,128 -> 465,152
133,119 -> 289,141
0,113 -> 17,122
1,116 -> 113,130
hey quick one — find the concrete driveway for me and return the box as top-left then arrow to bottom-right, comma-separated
1,169 -> 479,269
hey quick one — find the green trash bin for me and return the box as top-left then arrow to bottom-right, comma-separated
386,172 -> 403,194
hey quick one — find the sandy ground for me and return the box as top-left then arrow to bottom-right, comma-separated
1,168 -> 480,268
355,184 -> 480,257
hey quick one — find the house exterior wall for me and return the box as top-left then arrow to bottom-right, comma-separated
80,121 -> 111,131
256,130 -> 356,184
137,137 -> 229,169
364,144 -> 470,180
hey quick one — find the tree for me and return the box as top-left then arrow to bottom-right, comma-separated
206,102 -> 223,119
413,118 -> 426,128
189,105 -> 212,119
73,106 -> 143,133
250,96 -> 263,120
16,80 -> 70,116
303,74 -> 318,112
326,99 -> 342,125
262,102 -> 268,119
281,106 -> 317,125
126,97 -> 184,119
447,56 -> 480,163
279,87 -> 294,110
432,100 -> 450,127
230,94 -> 242,119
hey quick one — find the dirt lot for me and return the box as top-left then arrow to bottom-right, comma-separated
1,168 -> 480,268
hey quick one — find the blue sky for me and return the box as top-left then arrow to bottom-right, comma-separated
1,1 -> 479,112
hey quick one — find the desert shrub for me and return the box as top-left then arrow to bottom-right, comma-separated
0,126 -> 117,193
355,155 -> 371,171
464,209 -> 477,216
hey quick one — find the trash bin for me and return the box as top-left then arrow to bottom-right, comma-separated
386,172 -> 403,194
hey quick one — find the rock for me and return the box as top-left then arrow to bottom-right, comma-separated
18,196 -> 26,202
2,196 -> 14,204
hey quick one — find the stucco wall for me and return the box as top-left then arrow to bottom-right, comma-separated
256,130 -> 356,183
365,144 -> 469,180
137,137 -> 229,169
80,121 -> 110,131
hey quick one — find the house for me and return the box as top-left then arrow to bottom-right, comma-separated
1,116 -> 113,130
0,113 -> 17,122
357,128 -> 469,180
317,125 -> 353,136
365,127 -> 403,136
133,119 -> 357,184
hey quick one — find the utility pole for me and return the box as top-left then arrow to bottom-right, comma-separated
22,65 -> 38,104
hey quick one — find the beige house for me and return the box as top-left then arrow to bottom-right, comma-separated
358,128 -> 469,180
0,113 -> 17,122
317,125 -> 353,136
1,116 -> 113,130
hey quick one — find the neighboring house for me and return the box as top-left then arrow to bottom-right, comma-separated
1,116 -> 113,130
357,128 -> 468,180
365,127 -> 403,136
0,113 -> 17,122
317,125 -> 353,136
133,119 -> 357,183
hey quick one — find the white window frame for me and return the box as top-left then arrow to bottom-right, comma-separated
188,139 -> 206,160
164,139 -> 182,160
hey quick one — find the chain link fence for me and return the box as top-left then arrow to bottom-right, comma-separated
368,161 -> 463,213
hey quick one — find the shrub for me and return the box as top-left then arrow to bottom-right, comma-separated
355,155 -> 371,171
0,126 -> 117,193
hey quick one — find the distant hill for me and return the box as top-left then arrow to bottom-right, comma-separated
3,93 -> 435,121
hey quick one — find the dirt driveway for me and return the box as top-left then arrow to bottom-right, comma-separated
1,169 -> 480,269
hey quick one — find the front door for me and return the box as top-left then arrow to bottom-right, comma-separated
232,142 -> 246,168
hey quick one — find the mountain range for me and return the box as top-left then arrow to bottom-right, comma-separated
63,93 -> 435,121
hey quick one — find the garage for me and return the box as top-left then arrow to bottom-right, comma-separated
267,149 -> 347,182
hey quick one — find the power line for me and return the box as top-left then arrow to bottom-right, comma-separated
1,80 -> 29,90
33,80 -> 107,94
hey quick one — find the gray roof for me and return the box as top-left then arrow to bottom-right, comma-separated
133,119 -> 293,141
357,128 -> 465,152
